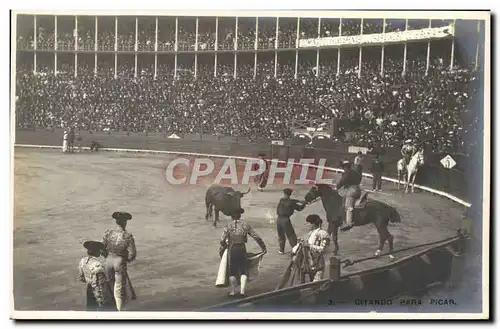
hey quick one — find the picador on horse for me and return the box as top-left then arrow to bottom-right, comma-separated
336,160 -> 366,232
401,139 -> 416,169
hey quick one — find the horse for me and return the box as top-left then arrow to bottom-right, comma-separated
304,183 -> 401,258
396,158 -> 407,190
404,148 -> 425,194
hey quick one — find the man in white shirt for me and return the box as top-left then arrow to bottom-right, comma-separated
62,130 -> 69,153
353,151 -> 364,174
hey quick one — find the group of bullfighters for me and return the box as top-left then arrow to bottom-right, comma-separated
217,186 -> 333,298
78,211 -> 137,311
254,152 -> 365,231
78,153 -> 365,309
217,153 -> 365,297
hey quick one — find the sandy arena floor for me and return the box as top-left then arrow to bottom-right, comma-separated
13,148 -> 465,311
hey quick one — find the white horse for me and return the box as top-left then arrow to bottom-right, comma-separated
404,148 -> 425,194
396,158 -> 406,190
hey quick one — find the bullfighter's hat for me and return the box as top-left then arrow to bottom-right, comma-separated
112,211 -> 132,221
339,160 -> 351,168
83,240 -> 105,252
230,208 -> 245,219
306,214 -> 323,226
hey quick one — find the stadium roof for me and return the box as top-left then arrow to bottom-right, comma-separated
11,10 -> 489,21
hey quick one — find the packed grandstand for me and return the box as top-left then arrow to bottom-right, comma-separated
15,15 -> 482,154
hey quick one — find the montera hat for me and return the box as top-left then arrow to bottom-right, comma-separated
83,240 -> 105,252
234,208 -> 245,215
230,208 -> 245,218
112,211 -> 132,221
306,214 -> 323,226
283,188 -> 293,195
339,160 -> 351,168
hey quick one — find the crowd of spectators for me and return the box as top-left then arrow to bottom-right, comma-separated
15,19 -> 479,154
15,59 -> 479,154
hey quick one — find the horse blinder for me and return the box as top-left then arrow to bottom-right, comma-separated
304,186 -> 320,203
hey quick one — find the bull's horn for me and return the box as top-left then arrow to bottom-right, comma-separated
242,187 -> 251,195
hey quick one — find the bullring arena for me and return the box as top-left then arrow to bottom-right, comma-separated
13,131 -> 468,312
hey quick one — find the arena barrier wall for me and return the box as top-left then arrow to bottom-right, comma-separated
274,144 -> 470,202
14,129 -> 471,202
14,144 -> 471,208
200,234 -> 468,312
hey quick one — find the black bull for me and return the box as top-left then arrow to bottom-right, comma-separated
205,185 -> 251,227
304,184 -> 401,256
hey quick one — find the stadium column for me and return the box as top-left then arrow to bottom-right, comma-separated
54,16 -> 57,76
74,16 -> 78,78
316,17 -> 320,77
294,17 -> 300,79
154,16 -> 158,80
254,17 -> 258,79
380,18 -> 385,76
425,19 -> 431,76
94,17 -> 98,76
33,15 -> 37,73
114,16 -> 118,79
449,19 -> 456,71
358,18 -> 363,78
274,17 -> 279,78
402,18 -> 408,77
198,18 -> 204,141
135,17 -> 138,79
214,17 -> 218,78
195,17 -> 198,80
174,17 -> 178,79
337,18 -> 341,76
234,17 -> 238,79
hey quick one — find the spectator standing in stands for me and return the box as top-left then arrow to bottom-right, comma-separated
371,154 -> 384,191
